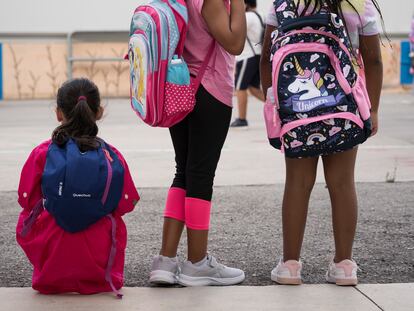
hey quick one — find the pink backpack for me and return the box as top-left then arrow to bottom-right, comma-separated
264,0 -> 372,158
128,0 -> 215,128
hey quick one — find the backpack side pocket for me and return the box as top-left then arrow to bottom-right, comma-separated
352,72 -> 371,122
164,57 -> 196,117
264,87 -> 282,150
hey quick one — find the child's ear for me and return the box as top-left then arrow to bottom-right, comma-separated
55,108 -> 64,122
96,107 -> 104,121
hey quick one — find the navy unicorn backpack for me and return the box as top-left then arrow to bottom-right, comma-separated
264,0 -> 372,158
41,139 -> 124,233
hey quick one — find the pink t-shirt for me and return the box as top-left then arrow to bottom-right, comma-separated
183,0 -> 234,107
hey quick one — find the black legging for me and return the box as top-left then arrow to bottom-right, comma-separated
169,85 -> 232,201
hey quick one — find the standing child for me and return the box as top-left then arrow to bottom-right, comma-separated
231,0 -> 265,128
149,0 -> 247,286
261,0 -> 383,285
16,78 -> 139,297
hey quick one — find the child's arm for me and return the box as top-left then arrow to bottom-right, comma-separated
359,34 -> 383,136
201,0 -> 246,55
260,25 -> 276,99
18,141 -> 50,211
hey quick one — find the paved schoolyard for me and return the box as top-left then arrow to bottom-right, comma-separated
0,93 -> 414,192
1,183 -> 413,288
0,92 -> 413,310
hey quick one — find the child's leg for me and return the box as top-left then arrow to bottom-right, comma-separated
236,90 -> 248,120
185,86 -> 232,263
322,148 -> 358,262
283,156 -> 319,261
159,118 -> 189,258
248,86 -> 265,102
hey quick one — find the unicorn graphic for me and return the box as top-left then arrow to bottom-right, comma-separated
288,57 -> 328,100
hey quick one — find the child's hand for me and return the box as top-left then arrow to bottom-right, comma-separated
370,111 -> 379,136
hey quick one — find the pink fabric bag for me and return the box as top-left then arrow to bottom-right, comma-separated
128,0 -> 215,128
16,141 -> 139,296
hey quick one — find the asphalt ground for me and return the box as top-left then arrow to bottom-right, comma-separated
1,182 -> 413,287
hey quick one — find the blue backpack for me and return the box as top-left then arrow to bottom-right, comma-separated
41,139 -> 125,233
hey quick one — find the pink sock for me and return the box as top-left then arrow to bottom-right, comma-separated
164,187 -> 186,222
185,197 -> 211,230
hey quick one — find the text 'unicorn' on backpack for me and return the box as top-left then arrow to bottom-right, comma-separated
264,0 -> 373,158
128,0 -> 215,128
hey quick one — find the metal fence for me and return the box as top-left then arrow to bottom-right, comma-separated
67,31 -> 129,80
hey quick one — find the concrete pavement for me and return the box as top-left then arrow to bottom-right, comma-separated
1,284 -> 413,311
0,92 -> 413,310
1,183 -> 413,287
0,93 -> 414,191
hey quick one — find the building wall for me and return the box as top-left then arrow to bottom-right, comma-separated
2,40 -> 401,100
0,0 -> 411,100
4,42 -> 129,99
0,0 -> 412,35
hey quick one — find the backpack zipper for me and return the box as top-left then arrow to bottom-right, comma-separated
273,29 -> 353,60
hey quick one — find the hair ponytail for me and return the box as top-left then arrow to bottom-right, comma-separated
52,78 -> 101,152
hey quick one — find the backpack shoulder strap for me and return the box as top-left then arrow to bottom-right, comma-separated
251,10 -> 264,28
246,11 -> 264,55
247,36 -> 256,56
192,41 -> 216,92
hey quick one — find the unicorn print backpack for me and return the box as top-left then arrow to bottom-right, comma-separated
264,0 -> 372,158
128,0 -> 215,127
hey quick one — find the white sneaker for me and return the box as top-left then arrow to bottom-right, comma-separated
271,259 -> 302,285
178,254 -> 245,286
326,259 -> 358,286
149,255 -> 179,285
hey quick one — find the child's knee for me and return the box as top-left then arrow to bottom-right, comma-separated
185,170 -> 214,201
287,174 -> 316,194
326,177 -> 355,193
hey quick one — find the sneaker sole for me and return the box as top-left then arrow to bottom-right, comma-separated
230,126 -> 249,130
326,275 -> 358,286
178,272 -> 245,287
149,270 -> 177,285
271,274 -> 302,285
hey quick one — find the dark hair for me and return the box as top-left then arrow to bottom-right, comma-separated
295,0 -> 387,49
245,0 -> 257,8
52,78 -> 101,152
